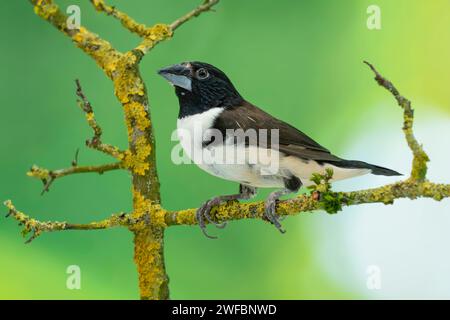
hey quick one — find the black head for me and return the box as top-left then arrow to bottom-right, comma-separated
158,62 -> 244,118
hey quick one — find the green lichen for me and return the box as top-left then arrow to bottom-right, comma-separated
307,168 -> 343,214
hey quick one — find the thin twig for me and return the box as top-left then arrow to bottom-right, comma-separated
75,79 -> 125,159
90,0 -> 150,37
133,0 -> 220,55
170,0 -> 220,31
364,61 -> 429,181
3,200 -> 133,243
71,148 -> 80,167
27,162 -> 123,194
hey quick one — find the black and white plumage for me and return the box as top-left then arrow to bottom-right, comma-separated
158,62 -> 401,238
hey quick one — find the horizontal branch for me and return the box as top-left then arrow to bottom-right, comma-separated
27,161 -> 123,195
4,200 -> 132,243
165,180 -> 450,226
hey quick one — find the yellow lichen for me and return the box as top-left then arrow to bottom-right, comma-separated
71,26 -> 120,78
85,112 -> 95,122
133,229 -> 167,299
132,188 -> 151,219
34,0 -> 58,20
113,53 -> 143,104
26,165 -> 50,180
149,205 -> 167,228
122,136 -> 151,175
146,23 -> 172,40
131,188 -> 168,299
124,101 -> 151,132
135,24 -> 172,54
91,0 -> 104,10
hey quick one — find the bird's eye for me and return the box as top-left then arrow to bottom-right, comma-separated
195,68 -> 209,80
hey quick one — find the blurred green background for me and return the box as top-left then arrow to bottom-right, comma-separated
0,0 -> 449,299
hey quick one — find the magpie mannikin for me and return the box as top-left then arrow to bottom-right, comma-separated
158,62 -> 401,238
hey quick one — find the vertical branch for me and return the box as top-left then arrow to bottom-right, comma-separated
133,225 -> 169,300
113,51 -> 167,299
104,0 -> 221,299
113,52 -> 161,198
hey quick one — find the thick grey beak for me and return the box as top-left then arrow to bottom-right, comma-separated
157,64 -> 192,91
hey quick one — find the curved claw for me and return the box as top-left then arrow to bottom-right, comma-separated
196,206 -> 218,239
200,200 -> 227,228
196,200 -> 228,239
204,211 -> 227,229
264,199 -> 286,234
195,187 -> 255,238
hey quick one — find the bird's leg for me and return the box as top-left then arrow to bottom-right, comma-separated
197,184 -> 257,239
264,176 -> 302,233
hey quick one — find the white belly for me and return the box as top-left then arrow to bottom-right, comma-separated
176,109 -> 370,188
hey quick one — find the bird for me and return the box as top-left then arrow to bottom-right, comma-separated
158,61 -> 401,238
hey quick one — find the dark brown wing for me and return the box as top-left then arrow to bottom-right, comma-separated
211,101 -> 343,162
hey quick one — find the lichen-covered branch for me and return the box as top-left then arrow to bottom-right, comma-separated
75,79 -> 125,159
165,180 -> 450,226
23,78 -> 125,195
90,0 -> 151,37
89,0 -> 221,57
30,0 -> 123,78
4,200 -> 131,243
164,62 -> 449,227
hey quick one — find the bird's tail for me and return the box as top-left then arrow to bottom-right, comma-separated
331,160 -> 402,176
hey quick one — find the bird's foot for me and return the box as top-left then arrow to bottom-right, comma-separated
264,197 -> 286,234
196,185 -> 257,239
263,178 -> 302,233
196,196 -> 228,239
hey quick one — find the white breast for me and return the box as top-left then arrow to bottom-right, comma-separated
177,108 -> 224,165
176,109 -> 285,187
